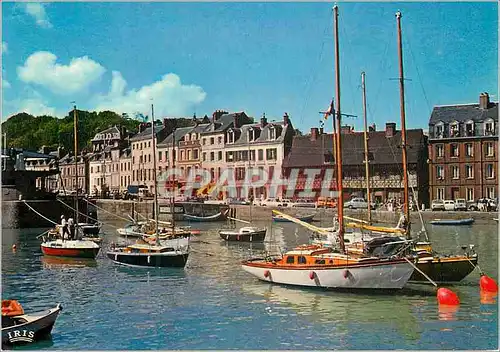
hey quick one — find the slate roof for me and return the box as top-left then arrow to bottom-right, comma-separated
429,103 -> 498,125
158,126 -> 194,146
283,129 -> 425,168
229,121 -> 288,145
201,113 -> 241,134
129,124 -> 165,142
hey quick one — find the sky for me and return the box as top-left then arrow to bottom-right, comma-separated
1,1 -> 498,133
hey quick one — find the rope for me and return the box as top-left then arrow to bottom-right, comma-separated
83,198 -> 133,222
23,201 -> 58,226
57,199 -> 102,225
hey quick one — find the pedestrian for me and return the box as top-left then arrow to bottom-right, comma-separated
67,217 -> 75,239
60,215 -> 70,239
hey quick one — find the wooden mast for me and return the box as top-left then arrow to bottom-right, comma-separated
333,4 -> 345,254
171,128 -> 176,234
396,11 -> 411,237
73,105 -> 79,226
151,104 -> 160,244
361,72 -> 372,224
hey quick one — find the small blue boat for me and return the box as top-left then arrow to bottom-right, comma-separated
272,214 -> 315,223
429,218 -> 475,226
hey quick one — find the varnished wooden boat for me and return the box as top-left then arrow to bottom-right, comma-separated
273,214 -> 315,223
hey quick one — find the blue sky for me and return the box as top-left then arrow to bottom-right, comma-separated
1,1 -> 498,133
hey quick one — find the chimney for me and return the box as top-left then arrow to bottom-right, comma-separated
319,127 -> 324,135
341,125 -> 352,134
260,114 -> 268,127
283,112 -> 290,126
368,123 -> 376,132
212,109 -> 228,123
385,122 -> 396,138
310,127 -> 319,141
479,92 -> 490,109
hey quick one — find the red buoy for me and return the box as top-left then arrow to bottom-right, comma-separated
437,288 -> 460,306
264,270 -> 270,278
309,271 -> 316,280
479,275 -> 498,293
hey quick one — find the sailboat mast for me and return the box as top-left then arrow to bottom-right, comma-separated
361,72 -> 371,224
333,5 -> 345,254
171,129 -> 176,233
151,104 -> 159,243
73,105 -> 79,224
396,11 -> 411,236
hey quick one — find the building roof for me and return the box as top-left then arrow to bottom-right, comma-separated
283,129 -> 425,168
229,121 -> 288,146
201,113 -> 242,134
158,126 -> 194,146
129,124 -> 165,142
429,102 -> 498,125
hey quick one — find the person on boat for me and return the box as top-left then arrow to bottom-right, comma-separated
67,217 -> 75,239
396,212 -> 408,231
60,215 -> 69,239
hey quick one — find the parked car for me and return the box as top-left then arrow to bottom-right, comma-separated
454,198 -> 467,211
467,200 -> 479,211
476,198 -> 497,211
431,199 -> 445,211
259,198 -> 286,207
443,200 -> 455,211
344,197 -> 374,209
291,199 -> 318,208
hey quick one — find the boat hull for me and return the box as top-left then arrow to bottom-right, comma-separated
183,212 -> 225,222
219,230 -> 266,242
273,215 -> 315,223
429,218 -> 475,226
2,305 -> 62,346
411,255 -> 478,282
106,251 -> 189,268
41,240 -> 100,259
242,259 -> 414,289
79,223 -> 101,235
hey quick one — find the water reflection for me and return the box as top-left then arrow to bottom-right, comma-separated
438,304 -> 460,321
41,256 -> 98,269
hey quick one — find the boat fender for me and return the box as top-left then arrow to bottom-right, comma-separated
264,270 -> 270,278
309,271 -> 316,280
343,269 -> 350,279
237,235 -> 240,241
147,256 -> 151,264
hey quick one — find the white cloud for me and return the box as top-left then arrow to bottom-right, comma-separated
22,3 -> 52,28
1,42 -> 7,55
17,51 -> 106,95
3,90 -> 60,118
94,71 -> 206,116
3,79 -> 11,89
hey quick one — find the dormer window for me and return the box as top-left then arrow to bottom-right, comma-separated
450,121 -> 459,137
465,120 -> 475,137
269,127 -> 276,140
185,134 -> 190,142
435,122 -> 444,138
192,133 -> 197,140
227,130 -> 235,144
248,128 -> 255,142
484,119 -> 494,136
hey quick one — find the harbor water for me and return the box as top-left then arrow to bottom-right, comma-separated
2,219 -> 498,350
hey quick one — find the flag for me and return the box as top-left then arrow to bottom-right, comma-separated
323,100 -> 334,120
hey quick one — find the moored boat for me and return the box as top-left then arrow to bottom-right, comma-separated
41,239 -> 100,259
272,214 -> 315,223
78,222 -> 101,235
107,243 -> 189,268
429,218 -> 475,226
219,227 -> 267,242
2,300 -> 62,346
183,211 -> 226,222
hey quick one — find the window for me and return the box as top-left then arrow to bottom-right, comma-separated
466,165 -> 474,179
486,164 -> 494,178
258,149 -> 264,161
148,141 -> 151,148
452,166 -> 459,179
132,157 -> 135,164
450,144 -> 459,157
210,152 -> 215,161
218,136 -> 223,144
266,148 -> 277,160
250,150 -> 256,161
226,151 -> 234,162
465,121 -> 474,136
91,167 -> 93,173
159,151 -> 162,161
486,187 -> 496,199
202,138 -> 206,145
485,119 -> 495,136
202,153 -> 206,161
450,122 -> 459,137
286,256 -> 295,264
248,128 -> 255,142
436,165 -> 444,179
188,150 -> 192,160
435,123 -> 444,138
486,142 -> 494,157
180,151 -> 184,161
466,188 -> 474,201
298,256 -> 307,264
210,137 -> 215,145
218,151 -> 223,161
465,143 -> 473,157
269,127 -> 276,140
193,150 -> 199,160
436,145 -> 444,157
227,131 -> 234,144
437,188 -> 445,200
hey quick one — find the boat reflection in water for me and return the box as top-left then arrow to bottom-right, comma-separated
241,283 -> 422,342
41,256 -> 97,269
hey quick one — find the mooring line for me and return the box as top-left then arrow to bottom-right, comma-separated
22,201 -> 58,226
57,199 -> 120,230
83,198 -> 133,222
